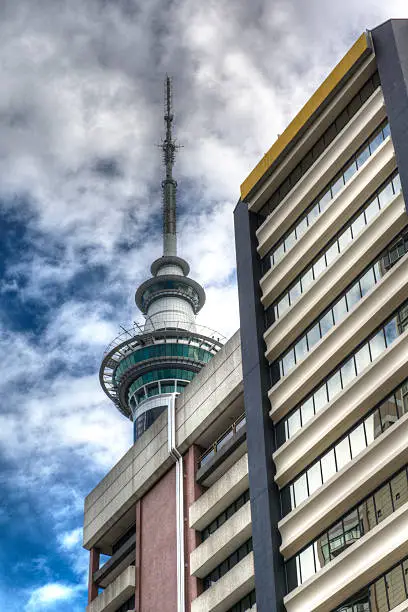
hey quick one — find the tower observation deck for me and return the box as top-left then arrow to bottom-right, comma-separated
100,77 -> 224,441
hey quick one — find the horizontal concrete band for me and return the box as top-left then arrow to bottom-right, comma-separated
284,502 -> 408,612
268,240 -> 408,420
256,86 -> 385,258
189,453 -> 249,532
86,566 -> 136,612
190,500 -> 252,578
273,330 -> 408,488
191,552 -> 255,612
260,134 -> 395,311
279,410 -> 408,558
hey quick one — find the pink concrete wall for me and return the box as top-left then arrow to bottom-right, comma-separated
138,465 -> 177,611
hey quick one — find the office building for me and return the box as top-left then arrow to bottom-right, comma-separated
83,19 -> 408,612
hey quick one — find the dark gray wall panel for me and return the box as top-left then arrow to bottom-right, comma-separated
234,200 -> 285,612
372,20 -> 408,213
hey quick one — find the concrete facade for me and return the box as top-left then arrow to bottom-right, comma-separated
83,19 -> 408,612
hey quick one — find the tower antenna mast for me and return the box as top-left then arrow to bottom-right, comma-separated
162,75 -> 181,257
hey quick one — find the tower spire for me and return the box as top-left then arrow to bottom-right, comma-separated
162,75 -> 179,257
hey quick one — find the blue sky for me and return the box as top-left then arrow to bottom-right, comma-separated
1,0 -> 407,610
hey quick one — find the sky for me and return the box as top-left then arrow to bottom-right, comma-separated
0,1 -> 407,610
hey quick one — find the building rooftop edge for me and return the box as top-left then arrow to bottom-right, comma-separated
240,31 -> 371,201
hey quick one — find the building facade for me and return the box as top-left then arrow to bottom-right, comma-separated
83,19 -> 408,612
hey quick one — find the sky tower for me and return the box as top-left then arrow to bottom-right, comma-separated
99,77 -> 224,441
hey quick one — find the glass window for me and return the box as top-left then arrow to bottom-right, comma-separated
307,204 -> 320,225
356,145 -> 370,169
286,230 -> 296,251
382,123 -> 391,139
331,175 -> 344,198
319,190 -> 332,212
369,329 -> 386,360
327,371 -> 342,401
369,130 -> 385,153
359,267 -> 375,297
364,412 -> 375,445
301,397 -> 315,426
378,181 -> 395,208
333,296 -> 348,324
274,242 -> 285,265
287,410 -> 301,438
379,395 -> 398,431
295,336 -> 308,363
313,255 -> 326,279
321,449 -> 337,482
301,267 -> 314,291
289,280 -> 301,305
282,348 -> 295,375
307,323 -> 321,350
385,565 -> 406,608
320,309 -> 334,335
298,545 -> 316,583
297,217 -> 308,239
351,212 -> 366,237
338,226 -> 353,251
307,462 -> 322,495
354,344 -> 371,374
364,197 -> 380,223
392,173 -> 401,194
384,316 -> 399,346
314,385 -> 328,412
277,293 -> 290,317
374,483 -> 393,523
326,241 -> 339,265
346,282 -> 362,310
349,423 -> 366,458
293,473 -> 308,506
343,161 -> 357,183
335,437 -> 352,471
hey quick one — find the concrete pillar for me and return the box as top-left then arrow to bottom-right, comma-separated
88,547 -> 100,603
184,444 -> 204,610
135,500 -> 142,612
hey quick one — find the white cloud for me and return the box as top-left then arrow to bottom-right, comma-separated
26,583 -> 79,609
58,528 -> 82,552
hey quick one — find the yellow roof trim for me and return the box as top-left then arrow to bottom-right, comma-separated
240,32 -> 371,201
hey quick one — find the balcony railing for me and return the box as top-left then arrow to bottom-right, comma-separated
198,413 -> 246,468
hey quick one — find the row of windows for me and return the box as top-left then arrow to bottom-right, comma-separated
134,404 -> 167,441
276,299 -> 408,449
127,369 -> 195,403
227,590 -> 256,612
129,380 -> 188,407
258,72 -> 381,219
201,490 -> 250,542
112,526 -> 135,554
334,554 -> 408,612
286,465 -> 408,590
198,413 -> 246,468
203,539 -> 253,591
261,119 -> 390,276
266,168 -> 400,328
114,343 -> 214,384
277,219 -> 408,379
281,377 -> 408,514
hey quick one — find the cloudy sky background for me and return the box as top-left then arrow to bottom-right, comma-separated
0,1 -> 407,610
